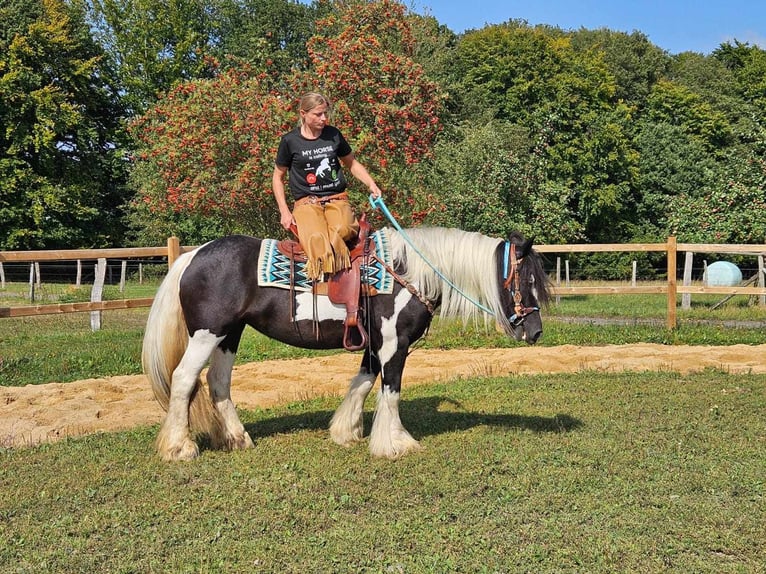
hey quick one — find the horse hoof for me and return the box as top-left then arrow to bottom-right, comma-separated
330,427 -> 364,447
161,439 -> 199,462
228,433 -> 254,451
369,436 -> 422,459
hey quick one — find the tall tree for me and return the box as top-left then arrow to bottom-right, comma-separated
128,0 -> 445,243
450,22 -> 637,240
87,0 -> 221,114
0,0 -> 128,249
569,28 -> 669,109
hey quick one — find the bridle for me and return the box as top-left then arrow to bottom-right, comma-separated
502,241 -> 540,328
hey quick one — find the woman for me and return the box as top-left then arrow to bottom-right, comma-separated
272,92 -> 382,281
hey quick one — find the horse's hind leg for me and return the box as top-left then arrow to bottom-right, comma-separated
206,342 -> 254,452
157,331 -> 222,461
330,351 -> 379,446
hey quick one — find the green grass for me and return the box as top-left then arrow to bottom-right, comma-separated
1,370 -> 764,572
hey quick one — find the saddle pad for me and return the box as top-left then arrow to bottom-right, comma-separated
257,229 -> 394,294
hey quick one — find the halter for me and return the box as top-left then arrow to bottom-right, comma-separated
370,195 -> 539,326
502,241 -> 540,327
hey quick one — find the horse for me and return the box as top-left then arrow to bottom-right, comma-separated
141,226 -> 551,461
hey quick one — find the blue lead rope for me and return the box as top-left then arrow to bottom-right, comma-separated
369,195 -> 496,316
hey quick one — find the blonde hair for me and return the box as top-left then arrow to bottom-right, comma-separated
298,92 -> 331,125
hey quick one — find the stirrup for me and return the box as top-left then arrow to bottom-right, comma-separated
342,314 -> 368,352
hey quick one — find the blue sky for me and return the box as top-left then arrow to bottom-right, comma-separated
416,0 -> 766,55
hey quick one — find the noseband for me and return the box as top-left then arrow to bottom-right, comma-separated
502,241 -> 539,327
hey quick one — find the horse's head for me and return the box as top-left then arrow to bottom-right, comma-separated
497,232 -> 550,344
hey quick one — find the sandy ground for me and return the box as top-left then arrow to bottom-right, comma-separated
2,343 -> 765,448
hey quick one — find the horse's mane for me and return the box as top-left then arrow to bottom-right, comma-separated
388,227 -> 506,325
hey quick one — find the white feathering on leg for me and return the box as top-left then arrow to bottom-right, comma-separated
330,373 -> 375,446
369,388 -> 421,459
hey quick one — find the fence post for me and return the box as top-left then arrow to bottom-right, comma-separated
28,263 -> 35,302
759,255 -> 765,306
666,236 -> 677,330
91,258 -> 107,331
682,251 -> 694,310
0,261 -> 4,289
120,260 -> 127,292
631,261 -> 637,287
167,236 -> 181,268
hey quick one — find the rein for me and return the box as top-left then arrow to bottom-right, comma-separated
369,196 -> 535,324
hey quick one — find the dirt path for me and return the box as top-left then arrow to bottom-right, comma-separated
2,343 -> 765,448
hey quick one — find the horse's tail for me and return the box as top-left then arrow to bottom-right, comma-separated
142,252 -> 195,413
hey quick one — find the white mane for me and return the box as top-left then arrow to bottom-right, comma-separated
388,227 -> 506,325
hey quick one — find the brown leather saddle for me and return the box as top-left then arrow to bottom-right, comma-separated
276,214 -> 375,352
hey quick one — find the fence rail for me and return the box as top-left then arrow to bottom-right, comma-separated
2,236 -> 765,329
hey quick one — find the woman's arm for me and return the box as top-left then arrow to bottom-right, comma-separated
340,153 -> 382,198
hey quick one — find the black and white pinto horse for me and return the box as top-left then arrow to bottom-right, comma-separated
142,227 -> 550,461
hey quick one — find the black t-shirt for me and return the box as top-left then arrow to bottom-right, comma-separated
275,126 -> 352,200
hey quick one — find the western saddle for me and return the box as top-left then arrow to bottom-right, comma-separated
277,214 -> 375,352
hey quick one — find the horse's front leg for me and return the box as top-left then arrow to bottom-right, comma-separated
330,350 -> 379,446
369,348 -> 421,459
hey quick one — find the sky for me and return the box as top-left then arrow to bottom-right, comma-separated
416,0 -> 766,55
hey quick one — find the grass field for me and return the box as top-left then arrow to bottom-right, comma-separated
1,370 -> 764,572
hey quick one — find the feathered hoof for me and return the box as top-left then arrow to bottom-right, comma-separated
369,432 -> 422,459
225,432 -> 254,451
329,419 -> 365,447
330,428 -> 365,448
159,438 -> 200,462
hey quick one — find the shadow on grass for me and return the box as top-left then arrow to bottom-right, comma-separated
243,396 -> 582,441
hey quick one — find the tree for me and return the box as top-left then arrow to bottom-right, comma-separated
450,23 -> 638,241
128,65 -> 293,243
215,0 -> 325,74
668,146 -> 766,243
419,121 -> 583,243
303,0 -> 445,223
127,0 -> 445,243
569,28 -> 669,109
0,0 -> 128,249
87,0 -> 222,114
632,121 -> 717,237
644,79 -> 734,152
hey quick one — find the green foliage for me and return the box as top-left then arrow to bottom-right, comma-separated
449,23 -> 638,241
0,0 -> 128,250
2,1 -> 766,250
668,144 -> 766,243
127,0 -> 446,237
214,0 -> 323,74
569,28 -> 670,107
88,0 -> 221,114
633,121 -> 717,236
418,121 -> 583,243
645,79 -> 734,151
128,64 -> 293,241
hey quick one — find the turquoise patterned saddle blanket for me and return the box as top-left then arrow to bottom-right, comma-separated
257,228 -> 394,294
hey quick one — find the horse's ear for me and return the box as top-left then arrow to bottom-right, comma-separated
520,238 -> 534,258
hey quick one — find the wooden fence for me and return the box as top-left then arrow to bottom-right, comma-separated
1,237 -> 765,329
